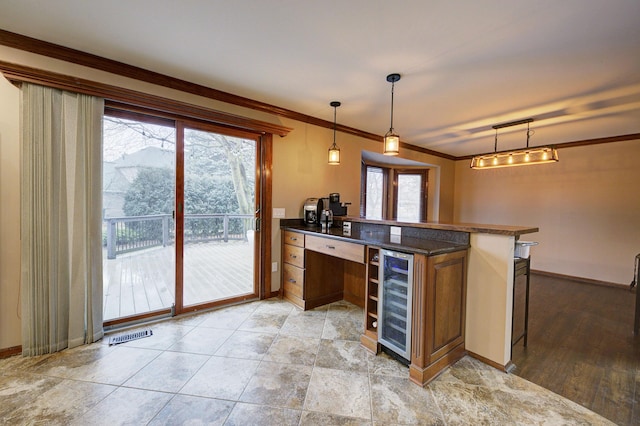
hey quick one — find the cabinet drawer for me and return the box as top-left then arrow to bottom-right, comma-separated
305,235 -> 364,264
283,230 -> 304,248
283,244 -> 304,268
283,263 -> 304,298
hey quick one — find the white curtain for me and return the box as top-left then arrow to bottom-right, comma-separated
20,83 -> 104,356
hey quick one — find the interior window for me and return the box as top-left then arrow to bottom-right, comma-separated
361,164 -> 428,222
396,173 -> 423,222
365,166 -> 384,220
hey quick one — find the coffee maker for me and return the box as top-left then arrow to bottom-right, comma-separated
303,198 -> 323,225
328,193 -> 349,216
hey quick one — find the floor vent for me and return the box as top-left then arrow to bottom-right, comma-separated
108,329 -> 153,346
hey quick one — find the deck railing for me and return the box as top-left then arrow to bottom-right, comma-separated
104,213 -> 253,259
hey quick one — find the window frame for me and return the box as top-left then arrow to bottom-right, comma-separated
361,162 -> 428,222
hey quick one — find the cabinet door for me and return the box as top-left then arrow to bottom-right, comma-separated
426,250 -> 467,363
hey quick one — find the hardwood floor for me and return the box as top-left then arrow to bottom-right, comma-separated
511,273 -> 640,425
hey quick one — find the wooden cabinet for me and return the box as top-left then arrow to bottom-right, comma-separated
281,231 -> 365,310
360,246 -> 380,353
360,247 -> 468,386
409,249 -> 468,386
282,231 -> 305,308
305,235 -> 364,264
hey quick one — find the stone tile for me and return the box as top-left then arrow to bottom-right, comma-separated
327,300 -> 363,317
370,374 -> 445,425
253,297 -> 296,315
280,310 -> 327,338
263,334 -> 321,366
167,326 -> 233,355
66,346 -> 162,385
367,351 -> 409,378
238,311 -> 289,333
179,355 -> 259,400
305,367 -> 371,420
197,304 -> 257,330
240,361 -> 312,409
214,330 -> 275,360
25,343 -> 116,378
70,386 -> 173,426
147,394 -> 233,425
300,411 -> 373,425
322,313 -> 364,341
0,299 -> 617,425
225,402 -> 301,426
0,373 -> 115,424
429,376 -> 515,424
123,351 -> 209,392
316,339 -> 369,373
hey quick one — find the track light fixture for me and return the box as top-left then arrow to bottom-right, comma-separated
470,118 -> 559,169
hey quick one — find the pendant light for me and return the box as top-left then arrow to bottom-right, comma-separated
328,101 -> 341,165
470,118 -> 559,169
383,73 -> 401,156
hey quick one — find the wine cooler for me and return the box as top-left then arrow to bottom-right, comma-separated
378,249 -> 414,360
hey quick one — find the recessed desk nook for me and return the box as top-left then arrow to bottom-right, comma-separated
281,217 -> 538,385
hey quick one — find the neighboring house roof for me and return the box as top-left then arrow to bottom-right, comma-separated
103,146 -> 175,216
116,146 -> 174,170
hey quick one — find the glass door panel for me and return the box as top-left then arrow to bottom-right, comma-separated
182,127 -> 257,307
396,173 -> 422,222
102,115 -> 176,321
378,250 -> 413,360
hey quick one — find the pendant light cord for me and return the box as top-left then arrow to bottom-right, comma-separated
333,105 -> 337,145
389,80 -> 395,132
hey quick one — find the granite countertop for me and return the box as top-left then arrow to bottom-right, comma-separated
342,217 -> 539,237
282,223 -> 469,256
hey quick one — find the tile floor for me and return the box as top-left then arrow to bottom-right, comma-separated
0,298 -> 613,425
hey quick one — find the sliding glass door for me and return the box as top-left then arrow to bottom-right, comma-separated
102,114 -> 176,322
103,113 -> 261,323
181,125 -> 258,309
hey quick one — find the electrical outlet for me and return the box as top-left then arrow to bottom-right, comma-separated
390,226 -> 402,236
273,208 -> 285,218
271,261 -> 278,272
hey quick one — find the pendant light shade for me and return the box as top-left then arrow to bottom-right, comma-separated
328,101 -> 341,165
384,73 -> 401,156
470,118 -> 559,169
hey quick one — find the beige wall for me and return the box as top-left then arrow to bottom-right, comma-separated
454,139 -> 640,285
0,74 -> 21,350
0,46 -> 455,350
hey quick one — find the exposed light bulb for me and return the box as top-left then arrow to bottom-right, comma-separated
508,154 -> 513,164
492,156 -> 498,166
525,152 -> 530,162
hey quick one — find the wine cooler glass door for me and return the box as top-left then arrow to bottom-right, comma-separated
378,250 -> 413,360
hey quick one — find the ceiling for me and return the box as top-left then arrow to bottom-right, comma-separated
1,0 -> 639,157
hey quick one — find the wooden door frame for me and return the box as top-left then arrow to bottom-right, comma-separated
175,121 -> 272,315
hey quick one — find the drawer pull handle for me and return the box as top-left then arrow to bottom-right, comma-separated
288,278 -> 296,283
326,245 -> 336,249
290,237 -> 297,241
290,254 -> 297,259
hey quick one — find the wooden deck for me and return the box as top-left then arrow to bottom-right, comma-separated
102,241 -> 254,321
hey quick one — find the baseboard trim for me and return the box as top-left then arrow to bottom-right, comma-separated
531,269 -> 630,290
467,350 -> 510,372
0,345 -> 21,359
